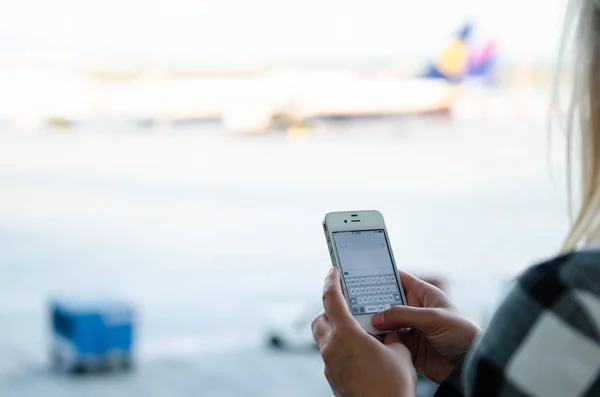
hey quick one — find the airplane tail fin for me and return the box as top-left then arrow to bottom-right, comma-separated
422,22 -> 473,83
468,40 -> 498,83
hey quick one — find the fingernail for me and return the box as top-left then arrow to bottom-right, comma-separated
372,313 -> 384,327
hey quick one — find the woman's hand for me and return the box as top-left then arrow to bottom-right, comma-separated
371,271 -> 481,384
312,268 -> 417,397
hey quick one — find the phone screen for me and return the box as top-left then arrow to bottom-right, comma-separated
332,229 -> 404,315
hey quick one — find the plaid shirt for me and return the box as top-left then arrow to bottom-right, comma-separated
434,250 -> 600,397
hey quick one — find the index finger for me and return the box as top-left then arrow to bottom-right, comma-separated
311,311 -> 330,350
322,267 -> 354,327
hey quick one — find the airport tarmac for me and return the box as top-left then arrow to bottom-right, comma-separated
0,114 -> 569,395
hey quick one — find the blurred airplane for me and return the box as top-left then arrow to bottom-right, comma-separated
0,23 -> 496,132
103,22 -> 497,133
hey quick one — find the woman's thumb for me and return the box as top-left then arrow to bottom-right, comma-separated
372,306 -> 442,333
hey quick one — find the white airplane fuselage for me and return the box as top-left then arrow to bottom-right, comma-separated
110,72 -> 461,132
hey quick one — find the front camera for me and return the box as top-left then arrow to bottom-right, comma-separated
344,220 -> 347,223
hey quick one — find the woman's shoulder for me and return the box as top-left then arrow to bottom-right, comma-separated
519,248 -> 600,301
479,249 -> 600,353
515,249 -> 600,343
462,250 -> 600,396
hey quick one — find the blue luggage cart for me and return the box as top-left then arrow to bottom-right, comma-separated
50,297 -> 135,373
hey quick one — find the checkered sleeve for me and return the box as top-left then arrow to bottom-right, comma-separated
458,252 -> 600,397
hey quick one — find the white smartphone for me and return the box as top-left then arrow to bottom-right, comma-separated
323,210 -> 407,334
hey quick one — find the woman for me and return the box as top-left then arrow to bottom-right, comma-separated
311,0 -> 600,395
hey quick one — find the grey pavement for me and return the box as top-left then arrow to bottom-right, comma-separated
0,118 -> 569,395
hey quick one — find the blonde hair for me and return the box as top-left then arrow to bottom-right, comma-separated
559,0 -> 600,251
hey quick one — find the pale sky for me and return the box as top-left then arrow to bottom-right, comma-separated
0,0 -> 569,67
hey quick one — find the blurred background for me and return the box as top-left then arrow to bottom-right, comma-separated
0,0 -> 573,396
